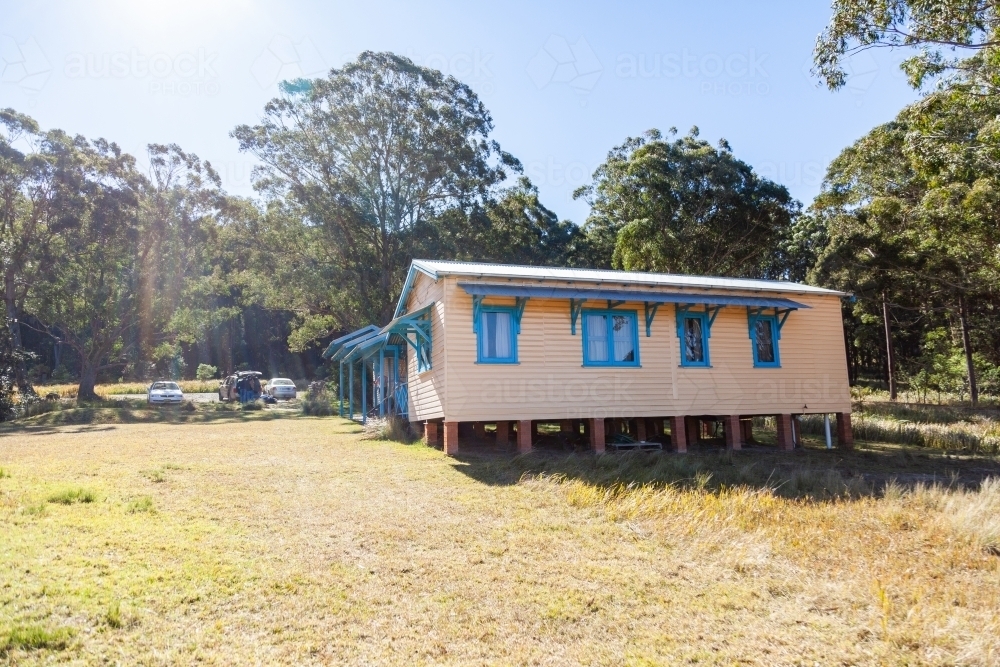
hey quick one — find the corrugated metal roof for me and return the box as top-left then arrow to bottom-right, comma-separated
458,283 -> 810,309
412,259 -> 845,296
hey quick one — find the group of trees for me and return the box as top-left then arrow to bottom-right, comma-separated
5,0 -> 1000,408
0,108 -> 238,399
806,0 -> 1000,404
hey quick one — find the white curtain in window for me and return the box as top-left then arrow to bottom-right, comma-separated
492,311 -> 511,358
612,315 -> 635,362
586,313 -> 608,361
483,311 -> 512,359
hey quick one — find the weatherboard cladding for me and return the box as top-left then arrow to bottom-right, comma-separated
405,270 -> 446,420
407,275 -> 850,421
401,262 -> 851,423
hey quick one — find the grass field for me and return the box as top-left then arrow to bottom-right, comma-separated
1,410 -> 999,665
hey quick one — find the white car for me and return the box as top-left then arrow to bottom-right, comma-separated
147,381 -> 184,405
266,378 -> 297,400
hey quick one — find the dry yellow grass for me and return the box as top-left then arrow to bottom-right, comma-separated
1,416 -> 999,665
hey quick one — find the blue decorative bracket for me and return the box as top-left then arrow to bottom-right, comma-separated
776,308 -> 792,336
747,306 -> 793,340
676,303 -> 723,338
606,299 -> 625,310
705,305 -> 722,334
472,295 -> 484,332
474,295 -> 528,334
570,298 -> 587,335
514,297 -> 528,333
643,302 -> 659,337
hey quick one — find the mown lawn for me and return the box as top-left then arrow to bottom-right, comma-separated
1,413 -> 999,665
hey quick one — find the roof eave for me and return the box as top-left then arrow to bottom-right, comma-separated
439,269 -> 847,297
392,260 -> 442,319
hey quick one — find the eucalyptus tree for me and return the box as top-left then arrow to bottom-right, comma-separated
421,177 -> 582,267
575,128 -> 800,278
813,0 -> 1000,90
135,144 -> 229,376
233,51 -> 521,340
26,132 -> 144,399
0,109 -> 50,393
808,93 -> 1000,404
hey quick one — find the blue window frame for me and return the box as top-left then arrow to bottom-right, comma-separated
477,307 -> 518,364
678,311 -> 711,367
749,312 -> 781,368
581,310 -> 640,367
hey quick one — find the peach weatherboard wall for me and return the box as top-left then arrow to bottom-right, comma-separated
399,261 -> 852,450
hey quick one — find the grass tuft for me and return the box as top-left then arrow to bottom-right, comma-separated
1,625 -> 74,653
126,496 -> 155,514
47,487 -> 96,505
20,502 -> 46,516
105,599 -> 123,628
0,466 -> 8,478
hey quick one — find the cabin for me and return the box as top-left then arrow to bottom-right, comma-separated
325,260 -> 854,455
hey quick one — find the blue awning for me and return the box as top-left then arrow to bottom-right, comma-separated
457,283 -> 810,310
326,329 -> 383,363
322,324 -> 382,359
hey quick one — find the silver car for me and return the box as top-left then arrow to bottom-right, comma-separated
266,378 -> 297,400
148,381 -> 184,405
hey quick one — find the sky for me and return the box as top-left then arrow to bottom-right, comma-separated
0,0 -> 920,224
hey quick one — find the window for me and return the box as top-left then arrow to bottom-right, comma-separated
749,313 -> 781,367
477,307 -> 517,363
679,312 -> 710,367
582,310 -> 640,367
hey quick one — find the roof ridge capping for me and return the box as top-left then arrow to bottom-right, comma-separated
408,259 -> 847,296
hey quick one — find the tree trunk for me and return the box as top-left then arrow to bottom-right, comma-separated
882,293 -> 897,401
77,361 -> 99,401
958,294 -> 978,407
4,274 -> 32,395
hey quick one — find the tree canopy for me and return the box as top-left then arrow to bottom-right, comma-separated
814,0 -> 1000,89
232,51 -> 522,343
575,128 -> 801,279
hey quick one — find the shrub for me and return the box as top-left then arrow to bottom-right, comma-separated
195,364 -> 218,381
241,400 -> 264,411
0,467 -> 7,479
360,417 -> 415,442
302,396 -> 335,416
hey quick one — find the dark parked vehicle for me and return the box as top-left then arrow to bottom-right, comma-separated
218,371 -> 264,403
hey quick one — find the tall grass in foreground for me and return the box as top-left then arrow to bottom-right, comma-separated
492,450 -> 876,501
523,469 -> 1000,557
799,413 -> 1000,455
